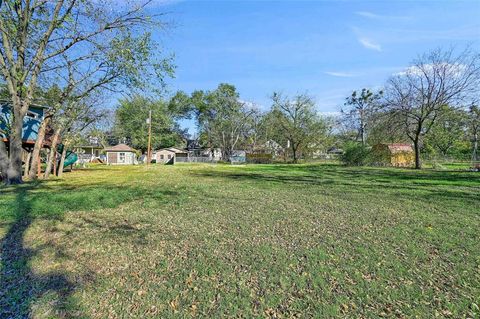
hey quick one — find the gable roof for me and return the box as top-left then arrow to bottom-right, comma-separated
386,143 -> 413,153
104,143 -> 135,152
169,147 -> 188,153
156,147 -> 188,154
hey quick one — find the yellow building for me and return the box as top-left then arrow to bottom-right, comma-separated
372,143 -> 415,167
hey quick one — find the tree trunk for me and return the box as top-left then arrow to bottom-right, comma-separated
28,117 -> 50,179
292,146 -> 298,163
0,139 -> 9,181
6,111 -> 25,184
472,131 -> 478,162
360,120 -> 366,146
413,138 -> 422,169
23,151 -> 31,179
222,149 -> 231,162
53,154 -> 57,176
57,146 -> 67,178
44,130 -> 60,179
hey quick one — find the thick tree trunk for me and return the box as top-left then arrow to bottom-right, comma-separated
28,117 -> 50,179
44,130 -> 60,179
222,149 -> 231,162
413,139 -> 422,169
292,146 -> 298,164
57,146 -> 67,178
6,112 -> 25,184
0,139 -> 9,181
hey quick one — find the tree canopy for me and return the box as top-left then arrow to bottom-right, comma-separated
113,95 -> 186,153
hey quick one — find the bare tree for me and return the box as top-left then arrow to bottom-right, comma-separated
342,88 -> 383,145
0,0 -> 167,184
57,98 -> 106,177
468,104 -> 480,163
383,47 -> 480,169
425,105 -> 467,158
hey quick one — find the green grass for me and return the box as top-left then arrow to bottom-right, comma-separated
1,163 -> 479,318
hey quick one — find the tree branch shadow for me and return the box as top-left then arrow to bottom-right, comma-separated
0,181 -> 182,318
193,165 -> 480,203
0,186 -> 84,318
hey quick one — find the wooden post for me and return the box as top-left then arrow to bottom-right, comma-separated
147,110 -> 152,165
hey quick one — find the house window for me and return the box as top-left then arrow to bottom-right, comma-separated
119,152 -> 126,163
167,154 -> 171,159
160,154 -> 164,159
26,111 -> 38,120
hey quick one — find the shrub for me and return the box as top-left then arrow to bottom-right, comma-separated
340,143 -> 372,166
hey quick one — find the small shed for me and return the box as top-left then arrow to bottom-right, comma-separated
105,144 -> 137,165
372,143 -> 415,167
155,147 -> 188,164
230,150 -> 246,163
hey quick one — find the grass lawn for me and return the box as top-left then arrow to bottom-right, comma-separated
0,163 -> 479,318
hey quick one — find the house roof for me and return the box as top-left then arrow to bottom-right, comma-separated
104,143 -> 135,152
0,100 -> 49,109
385,143 -> 413,153
75,145 -> 103,149
157,147 -> 188,154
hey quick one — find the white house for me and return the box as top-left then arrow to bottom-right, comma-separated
105,144 -> 137,165
155,147 -> 188,163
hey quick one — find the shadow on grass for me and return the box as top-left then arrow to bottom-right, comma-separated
0,181 -> 180,318
0,186 -> 81,318
194,164 -> 480,203
239,164 -> 478,185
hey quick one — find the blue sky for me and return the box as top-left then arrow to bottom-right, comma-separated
149,0 -> 480,134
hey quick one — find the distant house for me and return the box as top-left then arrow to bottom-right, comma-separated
327,147 -> 344,155
195,148 -> 222,161
75,137 -> 103,163
155,147 -> 188,164
372,143 -> 415,167
247,140 -> 285,159
186,139 -> 221,161
230,150 -> 246,163
105,144 -> 137,165
264,140 -> 285,158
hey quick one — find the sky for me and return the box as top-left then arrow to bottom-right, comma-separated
148,0 -> 480,134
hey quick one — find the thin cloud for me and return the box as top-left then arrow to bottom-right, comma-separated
394,63 -> 467,77
355,11 -> 411,20
324,71 -> 357,78
358,37 -> 382,51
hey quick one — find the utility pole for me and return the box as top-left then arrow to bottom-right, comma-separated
147,110 -> 152,165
